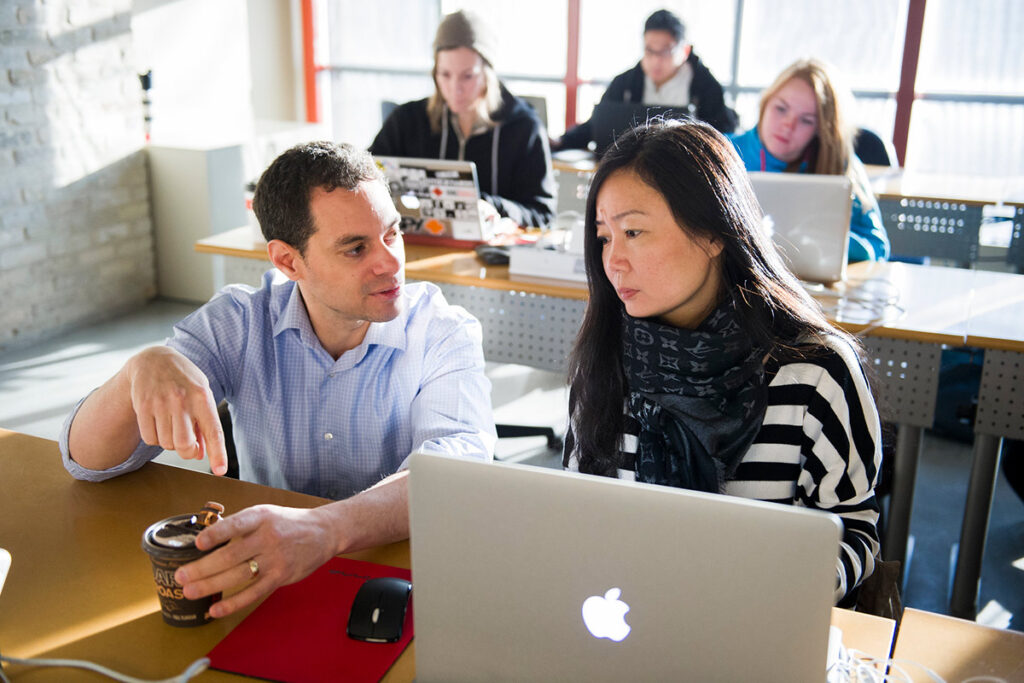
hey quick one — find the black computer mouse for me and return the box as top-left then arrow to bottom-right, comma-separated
474,244 -> 510,265
346,577 -> 412,643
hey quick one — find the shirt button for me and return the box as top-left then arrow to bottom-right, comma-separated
324,432 -> 334,440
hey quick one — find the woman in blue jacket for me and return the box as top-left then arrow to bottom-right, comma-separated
730,59 -> 889,262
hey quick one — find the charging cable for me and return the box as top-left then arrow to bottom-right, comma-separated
827,642 -> 976,683
0,652 -> 208,683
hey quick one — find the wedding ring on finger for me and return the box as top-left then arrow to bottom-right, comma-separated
248,558 -> 259,579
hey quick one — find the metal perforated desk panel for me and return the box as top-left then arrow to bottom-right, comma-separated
870,169 -> 1024,267
878,197 -> 982,264
1007,205 -> 1024,272
437,285 -> 586,373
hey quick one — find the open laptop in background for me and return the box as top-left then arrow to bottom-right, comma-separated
408,452 -> 842,683
590,101 -> 693,156
374,156 -> 493,248
747,171 -> 853,285
0,548 -> 10,597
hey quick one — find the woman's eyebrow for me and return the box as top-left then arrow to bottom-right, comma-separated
611,208 -> 645,221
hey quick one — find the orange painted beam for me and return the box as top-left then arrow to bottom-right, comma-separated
893,0 -> 927,166
301,0 -> 319,123
565,0 -> 581,130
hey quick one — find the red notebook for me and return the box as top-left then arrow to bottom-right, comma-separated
207,557 -> 413,682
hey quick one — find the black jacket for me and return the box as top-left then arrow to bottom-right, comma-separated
369,85 -> 556,228
561,51 -> 737,149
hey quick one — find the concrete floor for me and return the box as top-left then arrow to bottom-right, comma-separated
1,298 -> 1020,631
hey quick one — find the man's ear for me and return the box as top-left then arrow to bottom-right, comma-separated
682,44 -> 692,61
267,239 -> 302,281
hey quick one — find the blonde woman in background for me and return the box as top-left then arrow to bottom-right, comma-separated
729,58 -> 890,262
370,9 -> 555,228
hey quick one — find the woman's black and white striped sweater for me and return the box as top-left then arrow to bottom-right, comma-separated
564,335 -> 882,604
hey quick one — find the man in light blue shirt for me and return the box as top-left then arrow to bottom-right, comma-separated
60,141 -> 496,618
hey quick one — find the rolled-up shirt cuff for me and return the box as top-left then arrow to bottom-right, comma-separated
399,431 -> 496,472
59,391 -> 163,481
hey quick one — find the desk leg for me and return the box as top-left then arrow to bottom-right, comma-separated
211,254 -> 226,291
883,424 -> 922,574
949,433 -> 1003,619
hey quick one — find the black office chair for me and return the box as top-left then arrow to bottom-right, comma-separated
217,401 -> 240,479
381,100 -> 398,122
496,423 -> 563,451
854,128 -> 897,167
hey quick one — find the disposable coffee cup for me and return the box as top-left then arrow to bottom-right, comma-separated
141,502 -> 224,627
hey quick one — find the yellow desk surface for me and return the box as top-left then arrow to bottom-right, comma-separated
892,608 -> 1024,681
1,430 -> 896,679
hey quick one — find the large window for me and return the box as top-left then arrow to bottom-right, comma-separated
318,0 -> 439,149
731,0 -> 906,143
315,0 -> 1024,176
906,0 -> 1024,175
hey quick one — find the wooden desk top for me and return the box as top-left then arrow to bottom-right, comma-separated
1,430 -> 896,679
405,244 -> 591,300
194,227 -> 591,300
892,608 -> 1024,681
0,429 -> 413,682
830,607 -> 896,663
965,268 -> 1024,352
553,156 -> 597,173
195,227 -> 269,261
830,261 -> 972,345
552,159 -> 1024,206
196,231 -> 1024,348
866,167 -> 1024,206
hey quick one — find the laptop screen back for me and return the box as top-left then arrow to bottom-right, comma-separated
590,102 -> 692,156
374,156 -> 491,247
408,453 -> 842,682
747,171 -> 853,284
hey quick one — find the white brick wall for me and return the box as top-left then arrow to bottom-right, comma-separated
0,0 -> 155,352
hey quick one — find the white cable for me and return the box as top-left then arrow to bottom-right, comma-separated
804,276 -> 906,336
0,653 -> 208,683
828,645 -> 951,683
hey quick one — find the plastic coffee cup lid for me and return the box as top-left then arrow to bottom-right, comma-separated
150,518 -> 202,549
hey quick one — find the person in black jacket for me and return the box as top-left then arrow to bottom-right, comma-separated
556,9 -> 737,151
369,10 -> 556,228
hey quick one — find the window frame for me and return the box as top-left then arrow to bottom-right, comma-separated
305,0 -> 1024,169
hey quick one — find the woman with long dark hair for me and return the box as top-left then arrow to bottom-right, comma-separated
564,120 -> 881,604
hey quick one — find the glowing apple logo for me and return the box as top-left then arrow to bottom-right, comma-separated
581,587 -> 631,642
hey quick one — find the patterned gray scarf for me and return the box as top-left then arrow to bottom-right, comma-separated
622,297 -> 767,493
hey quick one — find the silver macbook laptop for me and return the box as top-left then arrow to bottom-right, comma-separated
373,156 -> 492,246
408,452 -> 842,682
747,172 -> 853,284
